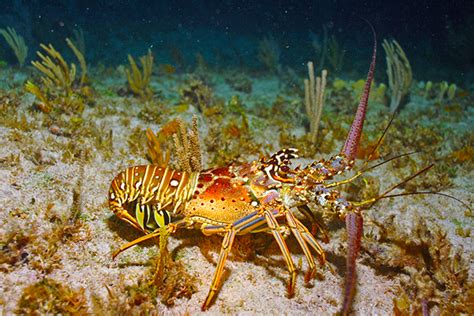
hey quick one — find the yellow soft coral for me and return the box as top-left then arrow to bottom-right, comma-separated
25,40 -> 89,114
126,49 -> 154,100
0,27 -> 28,67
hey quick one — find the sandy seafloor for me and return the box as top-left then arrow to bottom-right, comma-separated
0,65 -> 472,315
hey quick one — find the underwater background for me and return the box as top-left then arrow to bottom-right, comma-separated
0,0 -> 473,315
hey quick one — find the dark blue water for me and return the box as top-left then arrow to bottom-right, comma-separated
1,0 -> 473,85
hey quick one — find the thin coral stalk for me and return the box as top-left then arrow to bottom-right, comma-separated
383,39 -> 412,112
66,38 -> 87,86
304,62 -> 327,144
0,27 -> 28,67
146,128 -> 171,166
327,35 -> 345,72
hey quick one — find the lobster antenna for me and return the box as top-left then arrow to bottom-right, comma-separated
352,164 -> 434,207
342,23 -> 377,161
326,150 -> 420,189
359,111 -> 397,170
360,150 -> 419,173
378,191 -> 472,211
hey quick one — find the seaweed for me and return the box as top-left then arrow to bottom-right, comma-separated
146,127 -> 171,166
16,278 -> 88,315
257,36 -> 281,73
327,35 -> 345,72
0,231 -> 31,272
364,216 -> 471,314
382,39 -> 412,111
26,162 -> 90,274
179,77 -> 215,114
137,100 -> 165,123
151,226 -> 198,306
0,92 -> 36,132
25,40 -> 90,114
224,71 -> 252,94
0,27 -> 28,67
96,252 -> 197,314
93,227 -> 196,313
126,49 -> 154,100
127,126 -> 148,157
173,116 -> 202,172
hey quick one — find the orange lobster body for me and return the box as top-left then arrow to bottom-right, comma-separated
185,164 -> 276,225
109,163 -> 274,233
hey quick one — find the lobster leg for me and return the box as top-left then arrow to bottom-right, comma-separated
341,211 -> 363,316
285,211 -> 317,282
295,221 -> 326,264
201,211 -> 264,310
263,209 -> 297,297
202,227 -> 237,310
298,205 -> 330,242
203,207 -> 299,308
112,219 -> 188,259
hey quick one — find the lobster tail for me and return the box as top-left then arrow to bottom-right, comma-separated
342,25 -> 377,161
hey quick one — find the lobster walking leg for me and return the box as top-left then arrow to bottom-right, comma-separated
263,209 -> 297,297
285,211 -> 317,282
112,219 -> 187,259
201,212 -> 264,310
296,221 -> 326,263
202,227 -> 237,310
298,205 -> 330,242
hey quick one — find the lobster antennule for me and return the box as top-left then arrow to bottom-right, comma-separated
342,26 -> 377,161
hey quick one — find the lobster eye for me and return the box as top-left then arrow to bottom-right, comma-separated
280,165 -> 290,173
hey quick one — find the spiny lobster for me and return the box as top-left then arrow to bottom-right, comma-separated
109,34 -> 377,313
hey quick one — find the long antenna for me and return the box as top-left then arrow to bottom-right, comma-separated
352,164 -> 434,207
379,191 -> 472,211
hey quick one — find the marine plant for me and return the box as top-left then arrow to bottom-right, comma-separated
66,37 -> 88,86
194,52 -> 209,74
125,49 -> 154,100
418,80 -> 457,102
151,226 -> 198,306
309,25 -> 328,72
224,71 -> 253,93
382,39 -> 412,111
16,278 -> 88,314
257,35 -> 281,73
365,216 -> 471,314
146,127 -> 172,166
351,79 -> 387,104
70,27 -> 86,57
304,61 -> 327,143
179,76 -> 215,114
327,35 -> 345,72
25,40 -> 89,114
0,26 -> 28,67
94,247 -> 197,313
172,116 -> 202,173
436,81 -> 457,101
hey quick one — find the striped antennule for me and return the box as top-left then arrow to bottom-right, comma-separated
108,165 -> 199,232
